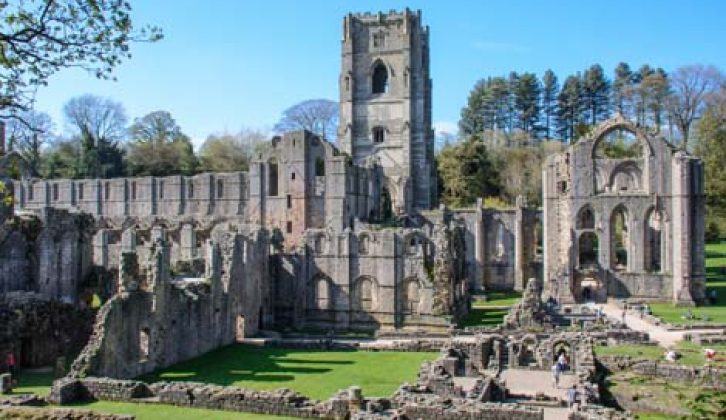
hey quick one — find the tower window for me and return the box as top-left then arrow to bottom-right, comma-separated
287,194 -> 292,208
286,221 -> 293,234
373,32 -> 385,48
372,63 -> 388,94
315,157 -> 325,177
268,159 -> 279,196
373,127 -> 386,143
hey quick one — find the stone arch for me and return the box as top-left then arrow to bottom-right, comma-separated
405,232 -> 422,256
610,205 -> 629,271
401,277 -> 421,315
590,117 -> 655,159
553,340 -> 574,367
644,207 -> 664,273
578,232 -> 599,268
576,205 -> 595,229
608,161 -> 643,193
371,60 -> 389,94
353,276 -> 378,311
519,335 -> 538,367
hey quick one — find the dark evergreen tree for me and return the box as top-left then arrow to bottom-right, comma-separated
556,75 -> 583,143
612,62 -> 633,117
582,64 -> 610,125
541,70 -> 559,139
513,72 -> 541,134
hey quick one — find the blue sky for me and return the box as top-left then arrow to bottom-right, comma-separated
33,0 -> 726,146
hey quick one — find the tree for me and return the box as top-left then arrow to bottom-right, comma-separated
459,79 -> 491,135
513,72 -> 541,134
64,94 -> 127,178
0,0 -> 162,120
436,136 -> 500,207
612,62 -> 634,117
541,70 -> 559,139
556,75 -> 583,143
41,139 -> 79,178
640,68 -> 669,131
667,65 -> 724,148
582,64 -> 610,125
199,129 -> 267,172
491,141 -> 564,206
693,85 -> 726,238
4,110 -> 54,174
273,99 -> 338,140
126,111 -> 198,176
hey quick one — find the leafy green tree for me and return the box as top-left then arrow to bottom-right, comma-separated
556,75 -> 583,142
582,64 -> 610,125
199,129 -> 267,172
541,70 -> 559,139
126,111 -> 198,176
491,141 -> 564,206
0,0 -> 161,120
694,86 -> 726,237
41,139 -> 79,179
436,136 -> 500,208
64,94 -> 127,178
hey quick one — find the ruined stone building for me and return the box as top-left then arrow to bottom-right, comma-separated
0,8 -> 707,377
543,116 -> 705,305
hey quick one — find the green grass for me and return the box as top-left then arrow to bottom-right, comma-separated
649,241 -> 726,325
141,344 -> 436,399
12,369 -> 55,396
471,290 -> 522,308
66,401 -> 297,420
458,308 -> 508,327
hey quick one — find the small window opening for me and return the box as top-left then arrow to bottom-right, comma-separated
139,328 -> 150,362
217,179 -> 224,198
268,160 -> 279,196
131,182 -> 137,200
28,184 -> 34,200
52,184 -> 59,201
291,172 -> 296,180
372,63 -> 389,94
373,127 -> 386,143
315,157 -> 325,177
105,182 -> 110,200
287,194 -> 292,209
286,221 -> 293,234
158,180 -> 164,199
78,184 -> 84,200
188,180 -> 194,198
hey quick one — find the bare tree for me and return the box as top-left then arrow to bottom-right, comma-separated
64,94 -> 127,178
273,99 -> 338,141
667,65 -> 724,148
4,110 -> 54,174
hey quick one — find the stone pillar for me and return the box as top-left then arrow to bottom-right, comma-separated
93,230 -> 109,269
514,195 -> 526,292
475,198 -> 485,291
671,152 -> 695,305
180,223 -> 196,260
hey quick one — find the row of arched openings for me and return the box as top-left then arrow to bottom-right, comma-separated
312,276 -> 422,314
576,205 -> 663,272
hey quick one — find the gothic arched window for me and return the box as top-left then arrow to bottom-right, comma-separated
372,63 -> 388,94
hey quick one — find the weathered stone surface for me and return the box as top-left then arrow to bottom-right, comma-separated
0,406 -> 133,419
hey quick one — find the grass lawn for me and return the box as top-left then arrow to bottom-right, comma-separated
141,344 -> 436,400
12,369 -> 55,396
458,308 -> 509,327
471,290 -> 522,308
649,241 -> 726,325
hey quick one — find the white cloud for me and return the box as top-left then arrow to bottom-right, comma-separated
434,121 -> 459,137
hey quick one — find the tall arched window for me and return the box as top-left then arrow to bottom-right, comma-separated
578,232 -> 599,268
268,159 -> 279,196
644,209 -> 663,272
315,277 -> 331,310
402,279 -> 420,315
356,277 -> 375,311
610,206 -> 629,270
372,63 -> 388,94
577,206 -> 595,229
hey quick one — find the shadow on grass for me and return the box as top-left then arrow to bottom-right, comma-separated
458,308 -> 507,328
140,344 -> 356,387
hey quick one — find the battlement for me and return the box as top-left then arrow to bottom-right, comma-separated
14,171 -> 248,220
349,8 -> 421,22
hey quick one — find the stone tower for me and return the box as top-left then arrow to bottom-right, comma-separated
338,9 -> 437,215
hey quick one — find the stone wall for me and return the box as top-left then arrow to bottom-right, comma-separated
0,406 -> 133,420
0,292 -> 94,369
68,223 -> 269,379
597,356 -> 725,390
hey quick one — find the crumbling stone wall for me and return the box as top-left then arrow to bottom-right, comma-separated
0,292 -> 94,369
68,223 -> 269,379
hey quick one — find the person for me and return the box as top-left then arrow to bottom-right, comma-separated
704,348 -> 716,363
709,289 -> 718,305
566,385 -> 577,409
665,350 -> 678,362
557,352 -> 567,371
551,362 -> 561,388
5,351 -> 17,383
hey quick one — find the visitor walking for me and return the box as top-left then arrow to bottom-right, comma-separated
551,362 -> 561,388
5,351 -> 17,383
557,352 -> 568,371
566,385 -> 577,409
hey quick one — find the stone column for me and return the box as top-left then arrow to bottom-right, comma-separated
671,152 -> 694,305
475,198 -> 485,291
514,195 -> 526,292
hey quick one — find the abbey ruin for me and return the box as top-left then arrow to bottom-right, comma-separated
0,8 -> 710,420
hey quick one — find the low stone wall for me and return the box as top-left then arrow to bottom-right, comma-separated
597,356 -> 725,390
258,338 -> 444,352
50,377 -> 347,419
567,404 -> 632,419
0,406 -> 133,419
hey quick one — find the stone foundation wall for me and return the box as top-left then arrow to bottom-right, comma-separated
0,406 -> 133,420
598,356 -> 725,390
